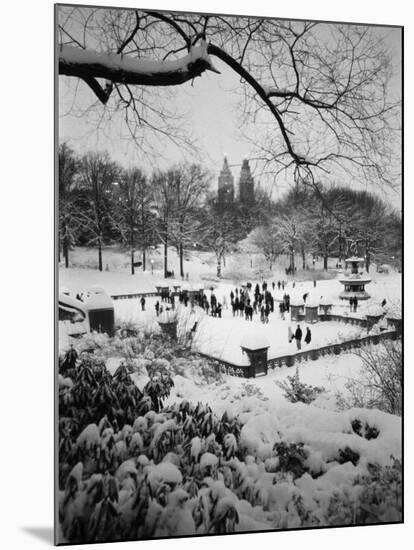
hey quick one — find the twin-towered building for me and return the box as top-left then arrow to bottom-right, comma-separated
217,156 -> 255,207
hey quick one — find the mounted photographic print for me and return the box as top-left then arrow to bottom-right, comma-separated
55,2 -> 403,545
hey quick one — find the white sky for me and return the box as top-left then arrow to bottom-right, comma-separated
59,14 -> 402,207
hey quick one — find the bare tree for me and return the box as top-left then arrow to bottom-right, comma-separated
274,212 -> 310,274
109,168 -> 156,274
202,207 -> 239,278
58,143 -> 80,268
152,170 -> 177,278
78,152 -> 118,271
57,7 -> 400,190
248,224 -> 282,271
167,164 -> 210,278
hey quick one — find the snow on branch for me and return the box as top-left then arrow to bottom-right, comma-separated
59,41 -> 220,103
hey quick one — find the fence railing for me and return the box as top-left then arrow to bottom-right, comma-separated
197,329 -> 398,378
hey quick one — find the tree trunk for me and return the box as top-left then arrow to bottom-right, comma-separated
216,254 -> 222,278
131,249 -> 135,275
323,249 -> 328,271
289,247 -> 295,273
98,237 -> 103,272
63,236 -> 69,268
164,239 -> 168,279
365,241 -> 370,272
179,242 -> 184,278
142,247 -> 146,272
301,244 -> 306,270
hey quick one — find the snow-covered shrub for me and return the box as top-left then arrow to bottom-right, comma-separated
336,340 -> 402,415
273,442 -> 309,478
58,340 -> 401,544
351,419 -> 379,440
324,457 -> 401,525
276,367 -> 325,404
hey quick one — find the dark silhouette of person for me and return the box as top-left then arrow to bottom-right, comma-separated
216,303 -> 222,318
155,301 -> 160,316
140,296 -> 146,311
295,325 -> 303,350
305,327 -> 312,344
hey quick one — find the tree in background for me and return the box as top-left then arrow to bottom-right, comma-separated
248,223 -> 282,271
274,212 -> 310,274
109,168 -> 156,275
167,164 -> 210,278
58,143 -> 81,268
152,170 -> 178,278
201,202 -> 240,278
78,152 -> 118,272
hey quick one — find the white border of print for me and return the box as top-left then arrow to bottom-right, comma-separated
1,1 -> 410,549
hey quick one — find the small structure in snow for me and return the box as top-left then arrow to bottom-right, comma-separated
240,334 -> 270,378
305,297 -> 319,324
339,257 -> 371,301
84,286 -> 115,336
319,296 -> 333,316
290,295 -> 305,322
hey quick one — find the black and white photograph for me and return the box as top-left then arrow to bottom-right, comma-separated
56,3 -> 402,545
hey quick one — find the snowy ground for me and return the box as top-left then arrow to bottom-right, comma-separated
121,350 -> 364,417
58,247 -> 402,537
60,256 -> 401,364
59,245 -> 401,381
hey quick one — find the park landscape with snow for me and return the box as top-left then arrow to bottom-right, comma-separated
57,245 -> 402,543
56,5 -> 402,545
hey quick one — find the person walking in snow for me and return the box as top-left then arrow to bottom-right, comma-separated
155,300 -> 160,316
305,327 -> 312,344
354,297 -> 358,312
264,303 -> 270,323
295,325 -> 303,350
279,301 -> 285,320
140,296 -> 146,311
349,297 -> 353,312
288,326 -> 293,343
303,292 -> 309,303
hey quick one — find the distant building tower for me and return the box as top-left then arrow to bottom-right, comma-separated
217,155 -> 234,206
239,158 -> 255,205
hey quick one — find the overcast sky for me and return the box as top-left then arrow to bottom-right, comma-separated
59,14 -> 402,207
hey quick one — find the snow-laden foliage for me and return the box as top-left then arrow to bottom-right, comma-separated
336,340 -> 402,415
58,339 -> 402,544
276,367 -> 325,404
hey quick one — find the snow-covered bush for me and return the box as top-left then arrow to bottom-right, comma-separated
58,342 -> 401,544
276,367 -> 325,404
336,340 -> 402,415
